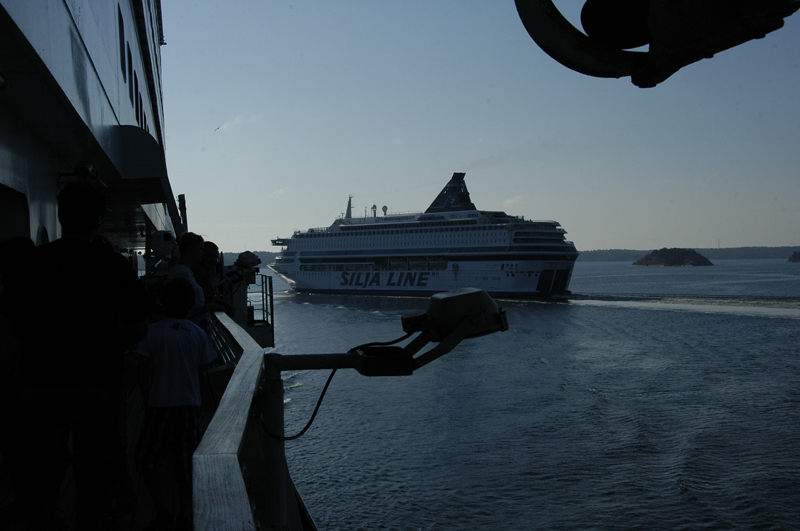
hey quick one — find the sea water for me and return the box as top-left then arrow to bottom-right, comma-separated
257,259 -> 800,530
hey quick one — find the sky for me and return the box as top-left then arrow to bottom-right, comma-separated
159,2 -> 800,253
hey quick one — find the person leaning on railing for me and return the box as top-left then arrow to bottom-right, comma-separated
134,276 -> 218,531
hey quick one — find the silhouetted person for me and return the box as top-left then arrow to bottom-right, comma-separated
134,277 -> 217,531
0,236 -> 35,521
168,232 -> 206,316
6,182 -> 148,531
192,240 -> 235,319
91,234 -> 141,521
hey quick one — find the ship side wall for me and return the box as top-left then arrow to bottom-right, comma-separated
277,258 -> 576,296
2,1 -> 164,148
0,0 -> 176,247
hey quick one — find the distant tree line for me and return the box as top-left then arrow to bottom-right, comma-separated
224,251 -> 278,266
579,246 -> 800,262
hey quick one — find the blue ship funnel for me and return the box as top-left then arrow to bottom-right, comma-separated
425,173 -> 477,213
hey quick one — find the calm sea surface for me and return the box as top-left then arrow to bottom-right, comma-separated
256,259 -> 800,530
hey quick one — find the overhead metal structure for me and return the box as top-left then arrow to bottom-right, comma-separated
515,0 -> 800,87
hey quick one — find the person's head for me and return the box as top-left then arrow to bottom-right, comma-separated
160,277 -> 196,318
177,232 -> 204,265
201,241 -> 219,269
57,182 -> 107,238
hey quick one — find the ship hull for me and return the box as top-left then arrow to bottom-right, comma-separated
270,258 -> 575,298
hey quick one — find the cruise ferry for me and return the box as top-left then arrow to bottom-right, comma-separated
270,173 -> 579,297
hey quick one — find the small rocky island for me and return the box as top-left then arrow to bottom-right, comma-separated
633,248 -> 713,266
790,251 -> 800,263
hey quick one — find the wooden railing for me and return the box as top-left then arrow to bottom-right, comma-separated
193,312 -> 315,531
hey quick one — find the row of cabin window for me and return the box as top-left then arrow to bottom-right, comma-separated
118,5 -> 149,133
300,226 -> 511,238
341,220 -> 477,232
295,238 -> 508,250
298,235 -> 506,242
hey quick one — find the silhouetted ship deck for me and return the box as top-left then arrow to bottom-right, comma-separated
0,3 -> 289,530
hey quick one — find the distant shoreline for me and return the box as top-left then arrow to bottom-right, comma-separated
577,246 -> 799,262
232,247 -> 800,266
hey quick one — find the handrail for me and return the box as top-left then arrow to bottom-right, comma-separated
194,312 -> 314,531
205,314 -> 244,367
194,312 -> 263,530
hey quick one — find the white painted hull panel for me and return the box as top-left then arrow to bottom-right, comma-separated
270,260 -> 574,298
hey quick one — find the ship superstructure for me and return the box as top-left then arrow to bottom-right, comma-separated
0,0 -> 181,251
271,173 -> 578,297
0,3 -> 291,530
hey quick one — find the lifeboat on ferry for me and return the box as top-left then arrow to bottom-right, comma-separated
428,257 -> 447,270
389,257 -> 408,270
408,257 -> 428,269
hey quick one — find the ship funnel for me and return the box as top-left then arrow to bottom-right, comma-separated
425,172 -> 476,214
345,196 -> 352,219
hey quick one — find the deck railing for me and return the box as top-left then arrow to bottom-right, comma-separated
194,312 -> 315,531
